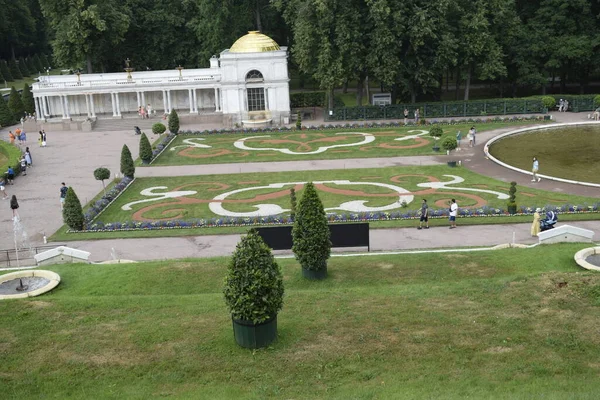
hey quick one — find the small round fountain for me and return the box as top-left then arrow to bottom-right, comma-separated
574,247 -> 600,272
0,270 -> 61,300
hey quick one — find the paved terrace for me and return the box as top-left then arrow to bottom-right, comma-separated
0,112 -> 598,261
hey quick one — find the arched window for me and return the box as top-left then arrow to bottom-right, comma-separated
245,70 -> 264,82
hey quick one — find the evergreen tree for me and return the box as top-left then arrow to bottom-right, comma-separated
40,54 -> 51,69
0,60 -> 13,82
18,57 -> 30,77
63,187 -> 85,231
0,68 -> 3,83
120,144 -> 135,179
139,132 -> 153,164
7,87 -> 24,122
9,59 -> 22,80
0,96 -> 14,127
25,58 -> 37,75
292,182 -> 331,279
33,54 -> 44,74
21,84 -> 35,115
168,109 -> 180,134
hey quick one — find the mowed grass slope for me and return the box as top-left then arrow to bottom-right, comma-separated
1,244 -> 600,399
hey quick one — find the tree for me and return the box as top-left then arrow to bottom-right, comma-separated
63,187 -> 85,230
168,109 -> 179,134
21,83 -> 34,115
151,122 -> 166,134
40,54 -> 51,69
33,54 -> 44,73
223,229 -> 284,324
7,87 -> 24,122
292,182 -> 331,279
93,167 -> 111,196
0,0 -> 37,61
39,0 -> 131,73
290,187 -> 297,220
18,57 -> 30,77
0,60 -> 12,82
8,58 -> 22,80
120,144 -> 135,179
139,132 -> 152,163
0,96 -> 14,127
25,57 -> 37,75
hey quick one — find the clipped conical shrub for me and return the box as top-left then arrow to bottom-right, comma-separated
33,54 -> 44,74
0,96 -> 14,126
0,60 -> 13,82
9,59 -> 22,80
120,144 -> 135,179
168,109 -> 180,134
18,57 -> 30,77
63,187 -> 85,230
7,87 -> 24,122
40,54 -> 51,69
21,84 -> 35,115
25,58 -> 36,76
292,182 -> 331,279
139,132 -> 152,164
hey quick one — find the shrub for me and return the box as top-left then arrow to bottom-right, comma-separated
0,95 -> 14,126
63,187 -> 84,230
507,181 -> 518,213
168,109 -> 180,134
541,96 -> 556,109
7,87 -> 24,122
152,122 -> 166,134
120,144 -> 135,179
296,111 -> 302,130
18,57 -> 30,77
8,59 -> 22,80
290,188 -> 297,220
441,136 -> 458,152
594,95 -> 600,107
21,84 -> 35,115
290,92 -> 327,108
33,54 -> 44,73
429,125 -> 443,140
93,167 -> 111,196
0,60 -> 13,82
139,132 -> 152,163
292,182 -> 331,272
223,229 -> 284,324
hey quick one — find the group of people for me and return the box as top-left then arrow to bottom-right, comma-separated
138,104 -> 153,119
557,99 -> 569,112
403,108 -> 421,124
417,198 -> 459,230
7,129 -> 47,147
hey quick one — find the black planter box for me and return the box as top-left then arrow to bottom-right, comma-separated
232,315 -> 277,349
447,161 -> 457,167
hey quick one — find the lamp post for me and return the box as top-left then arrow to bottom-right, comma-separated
176,65 -> 184,80
124,58 -> 134,80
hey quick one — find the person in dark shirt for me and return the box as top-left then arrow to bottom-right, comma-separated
60,182 -> 68,210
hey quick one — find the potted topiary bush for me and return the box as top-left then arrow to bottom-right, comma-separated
429,125 -> 443,152
441,136 -> 458,167
292,182 -> 331,280
507,181 -> 517,215
223,229 -> 284,349
152,122 -> 166,135
541,96 -> 556,114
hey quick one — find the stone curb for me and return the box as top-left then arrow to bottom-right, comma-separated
574,247 -> 600,272
0,270 -> 61,300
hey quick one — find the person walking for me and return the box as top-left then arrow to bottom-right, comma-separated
414,108 -> 420,124
404,108 -> 409,124
60,182 -> 68,210
6,166 -> 14,184
456,131 -> 462,150
418,199 -> 429,229
0,178 -> 8,199
449,199 -> 458,229
9,131 -> 16,145
20,130 -> 26,144
42,130 -> 47,147
147,104 -> 152,118
532,157 -> 541,182
19,156 -> 27,176
38,130 -> 43,147
468,126 -> 476,146
24,147 -> 32,167
10,195 -> 19,220
531,208 -> 541,236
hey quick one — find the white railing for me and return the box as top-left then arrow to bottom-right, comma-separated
34,75 -> 221,90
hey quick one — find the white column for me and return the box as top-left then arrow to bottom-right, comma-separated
188,89 -> 193,113
64,96 -> 71,119
141,92 -> 146,108
264,88 -> 269,110
193,89 -> 198,113
42,96 -> 49,116
136,92 -> 141,108
111,93 -> 117,116
85,94 -> 91,117
162,90 -> 168,112
167,90 -> 172,113
34,97 -> 41,120
115,93 -> 121,116
90,94 -> 96,117
214,88 -> 219,111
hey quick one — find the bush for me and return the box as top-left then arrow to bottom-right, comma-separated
441,136 -> 458,152
139,132 -> 152,163
152,122 -> 167,134
63,187 -> 84,230
541,96 -> 556,109
18,57 -> 30,77
8,59 -> 22,80
93,167 -> 111,195
507,181 -> 518,213
7,87 -> 24,122
594,95 -> 600,107
0,95 -> 14,126
21,84 -> 35,115
0,60 -> 13,82
168,109 -> 180,134
290,188 -> 297,220
296,111 -> 302,130
223,229 -> 284,324
429,125 -> 443,140
120,144 -> 135,179
292,182 -> 331,273
290,92 -> 327,108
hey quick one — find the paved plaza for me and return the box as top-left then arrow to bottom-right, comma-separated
1,112 -> 599,262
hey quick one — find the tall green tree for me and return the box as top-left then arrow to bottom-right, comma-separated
138,132 -> 152,163
120,144 -> 135,179
7,86 -> 24,121
0,60 -> 12,82
168,109 -> 179,134
63,187 -> 85,231
40,54 -> 51,69
8,58 -> 22,80
39,0 -> 131,73
33,54 -> 44,73
18,57 -> 30,77
0,0 -> 37,60
0,96 -> 14,126
21,84 -> 35,115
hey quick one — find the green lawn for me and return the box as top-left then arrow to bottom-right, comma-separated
1,244 -> 599,399
152,121 -> 546,166
93,165 -> 599,225
490,125 -> 600,183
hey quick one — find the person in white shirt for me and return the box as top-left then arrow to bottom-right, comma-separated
449,199 -> 458,229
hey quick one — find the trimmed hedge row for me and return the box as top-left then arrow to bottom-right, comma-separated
0,140 -> 23,180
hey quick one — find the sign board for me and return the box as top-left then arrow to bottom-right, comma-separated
372,93 -> 392,106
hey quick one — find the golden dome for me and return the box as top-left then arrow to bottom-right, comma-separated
229,31 -> 280,53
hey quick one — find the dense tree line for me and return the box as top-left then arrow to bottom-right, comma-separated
4,1 -> 600,103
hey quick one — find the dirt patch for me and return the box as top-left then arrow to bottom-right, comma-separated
484,346 -> 514,354
27,300 -> 52,308
377,263 -> 394,270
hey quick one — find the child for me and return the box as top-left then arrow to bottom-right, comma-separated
0,178 -> 8,199
20,156 -> 27,176
6,166 -> 14,184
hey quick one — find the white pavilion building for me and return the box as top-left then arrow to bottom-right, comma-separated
32,31 -> 291,127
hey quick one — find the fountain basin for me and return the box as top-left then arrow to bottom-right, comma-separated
0,270 -> 61,300
574,247 -> 600,272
